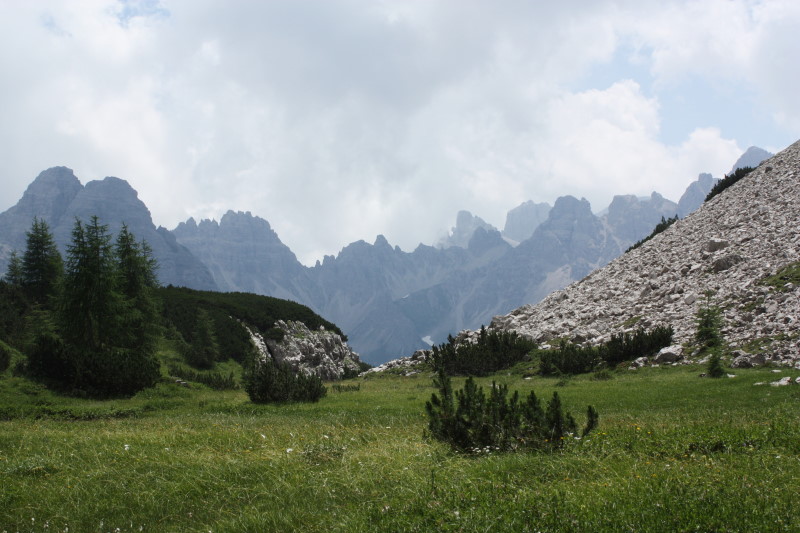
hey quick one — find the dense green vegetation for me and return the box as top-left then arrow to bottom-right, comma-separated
158,285 -> 346,364
1,358 -> 798,531
425,365 -> 598,453
245,357 -> 327,403
625,215 -> 679,253
539,326 -> 674,376
429,327 -> 537,376
7,217 -> 162,397
0,217 -> 350,399
705,165 -> 755,202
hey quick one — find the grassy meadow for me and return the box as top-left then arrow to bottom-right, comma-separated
2,358 -> 800,532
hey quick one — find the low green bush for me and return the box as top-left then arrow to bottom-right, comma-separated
429,326 -> 536,377
705,166 -> 755,202
425,366 -> 598,453
245,357 -> 326,403
540,326 -> 674,376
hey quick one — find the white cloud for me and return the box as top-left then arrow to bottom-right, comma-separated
0,0 -> 797,265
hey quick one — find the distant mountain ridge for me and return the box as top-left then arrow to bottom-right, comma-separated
0,147 -> 773,363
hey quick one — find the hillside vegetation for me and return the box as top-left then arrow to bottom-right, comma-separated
0,216 -> 349,398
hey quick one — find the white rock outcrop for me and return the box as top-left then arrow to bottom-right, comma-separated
247,320 -> 363,380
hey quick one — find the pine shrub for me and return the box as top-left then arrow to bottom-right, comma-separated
539,326 -> 673,376
706,352 -> 725,378
425,365 -> 598,453
626,215 -> 679,253
429,326 -> 536,377
695,302 -> 723,351
705,166 -> 755,202
245,357 -> 327,403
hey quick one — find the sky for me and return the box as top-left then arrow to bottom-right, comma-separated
1,0 -> 799,266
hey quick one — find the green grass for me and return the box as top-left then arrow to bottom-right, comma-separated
2,365 -> 799,532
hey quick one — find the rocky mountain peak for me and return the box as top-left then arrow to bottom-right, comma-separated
438,210 -> 498,249
8,166 -> 83,228
606,192 -> 678,244
677,173 -> 718,218
731,146 -> 773,173
502,200 -> 551,244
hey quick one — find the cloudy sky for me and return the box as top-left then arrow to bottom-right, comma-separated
1,1 -> 798,265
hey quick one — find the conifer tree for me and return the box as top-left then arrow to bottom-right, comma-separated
21,218 -> 62,305
187,308 -> 220,369
60,216 -> 123,351
115,225 -> 160,354
4,251 -> 24,286
55,216 -> 159,396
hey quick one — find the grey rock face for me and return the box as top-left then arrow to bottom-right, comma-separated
173,210 -> 309,300
489,140 -> 800,367
605,192 -> 679,244
438,210 -> 498,249
502,201 -> 551,243
678,173 -> 718,218
0,168 -> 216,290
730,146 -> 773,174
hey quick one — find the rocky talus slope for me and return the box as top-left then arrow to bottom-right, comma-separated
490,141 -> 800,366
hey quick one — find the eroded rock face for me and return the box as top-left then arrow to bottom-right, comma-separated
248,320 -> 363,381
489,140 -> 800,366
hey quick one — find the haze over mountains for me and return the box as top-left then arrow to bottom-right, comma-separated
0,147 -> 772,363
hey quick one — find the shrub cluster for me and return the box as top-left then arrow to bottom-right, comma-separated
430,326 -> 536,377
425,366 -> 598,453
167,363 -> 238,390
245,357 -> 327,403
626,215 -> 679,253
540,326 -> 674,375
705,166 -> 755,203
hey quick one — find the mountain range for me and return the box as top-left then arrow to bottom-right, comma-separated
0,146 -> 772,363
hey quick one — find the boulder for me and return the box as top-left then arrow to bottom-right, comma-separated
652,345 -> 683,364
730,351 -> 766,368
705,237 -> 730,253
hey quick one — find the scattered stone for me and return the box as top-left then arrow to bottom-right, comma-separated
770,376 -> 792,387
705,237 -> 730,253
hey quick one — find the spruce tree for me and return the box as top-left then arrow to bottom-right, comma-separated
4,251 -> 24,285
60,216 -> 123,352
115,225 -> 160,355
21,218 -> 62,305
187,308 -> 220,369
57,216 -> 158,396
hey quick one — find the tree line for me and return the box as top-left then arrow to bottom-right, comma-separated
3,216 -> 161,396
